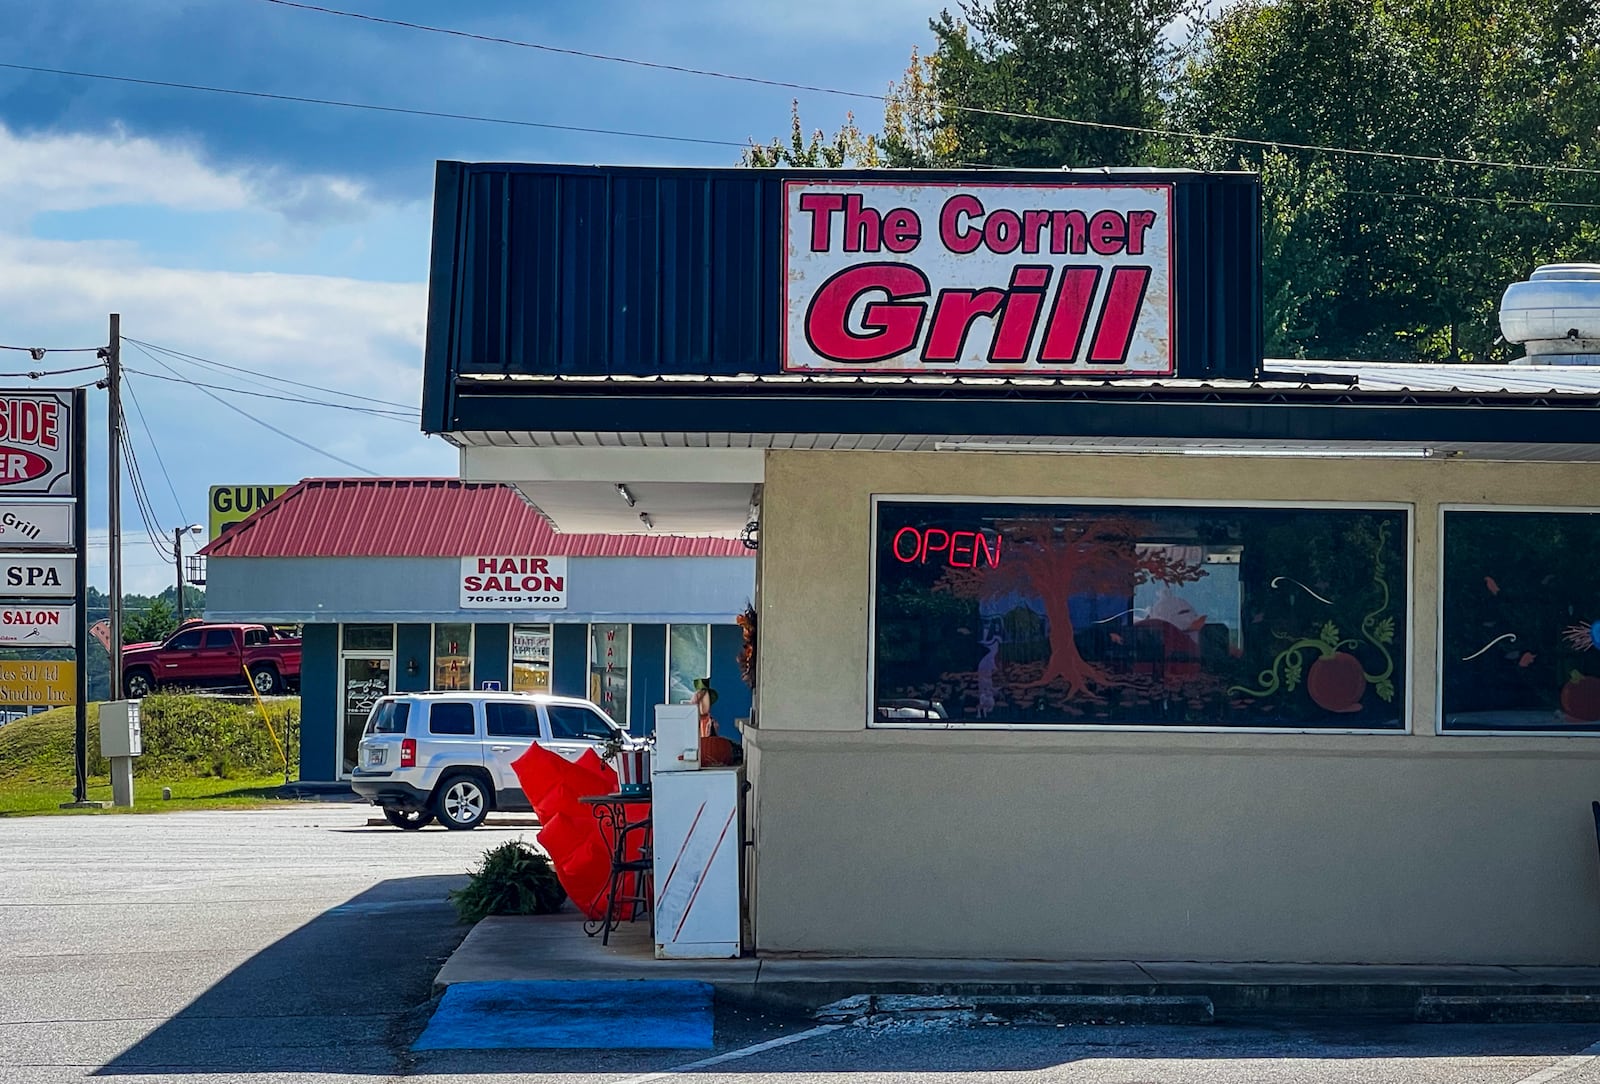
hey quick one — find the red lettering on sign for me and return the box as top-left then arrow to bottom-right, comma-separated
1088,266 -> 1152,365
804,263 -> 930,363
890,527 -> 1003,569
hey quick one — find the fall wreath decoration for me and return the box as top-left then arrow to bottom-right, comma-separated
736,602 -> 757,690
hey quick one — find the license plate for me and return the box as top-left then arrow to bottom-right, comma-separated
365,747 -> 385,767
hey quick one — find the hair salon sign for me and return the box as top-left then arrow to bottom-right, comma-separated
784,181 -> 1173,376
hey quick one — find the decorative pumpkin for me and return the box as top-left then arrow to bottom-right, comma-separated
1306,652 -> 1366,714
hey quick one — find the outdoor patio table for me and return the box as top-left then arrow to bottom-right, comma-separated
578,792 -> 653,944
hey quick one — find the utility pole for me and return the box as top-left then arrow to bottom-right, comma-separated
106,314 -> 122,697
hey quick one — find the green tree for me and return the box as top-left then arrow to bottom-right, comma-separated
1175,0 -> 1600,360
742,101 -> 882,167
125,597 -> 177,646
914,0 -> 1202,168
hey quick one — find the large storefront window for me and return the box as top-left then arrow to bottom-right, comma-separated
511,624 -> 553,693
873,499 -> 1408,729
434,623 -> 473,691
590,623 -> 630,729
667,624 -> 711,704
1443,509 -> 1600,732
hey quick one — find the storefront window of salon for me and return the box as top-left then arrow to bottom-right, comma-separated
667,624 -> 710,704
1441,509 -> 1600,733
340,624 -> 394,778
433,624 -> 473,691
512,624 -> 553,692
589,624 -> 630,729
873,500 -> 1410,730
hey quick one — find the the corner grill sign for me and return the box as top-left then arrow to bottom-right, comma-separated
783,181 -> 1174,376
460,556 -> 568,610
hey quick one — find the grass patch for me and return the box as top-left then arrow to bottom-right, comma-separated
0,695 -> 302,816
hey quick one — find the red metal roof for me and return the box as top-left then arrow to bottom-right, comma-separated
200,478 -> 749,559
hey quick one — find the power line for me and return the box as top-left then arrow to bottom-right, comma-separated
120,418 -> 176,559
126,337 -> 421,412
126,341 -> 380,476
0,362 -> 105,378
0,61 -> 747,150
252,0 -> 1600,181
0,345 -> 103,355
123,374 -> 188,524
124,367 -> 417,420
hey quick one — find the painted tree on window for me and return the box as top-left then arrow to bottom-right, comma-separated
940,516 -> 1206,700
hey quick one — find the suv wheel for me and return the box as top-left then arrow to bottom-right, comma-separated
383,807 -> 435,831
248,664 -> 279,695
433,773 -> 489,830
124,670 -> 153,698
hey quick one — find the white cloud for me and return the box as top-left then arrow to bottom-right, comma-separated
0,123 -> 385,226
0,122 -> 456,554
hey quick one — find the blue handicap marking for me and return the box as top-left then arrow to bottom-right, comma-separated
412,979 -> 715,1051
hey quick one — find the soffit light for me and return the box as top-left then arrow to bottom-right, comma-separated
614,483 -> 636,507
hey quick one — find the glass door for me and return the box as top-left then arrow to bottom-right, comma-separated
341,656 -> 392,778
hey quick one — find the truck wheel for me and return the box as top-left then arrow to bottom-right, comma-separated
433,773 -> 489,830
124,670 -> 154,698
248,665 -> 280,695
383,807 -> 435,830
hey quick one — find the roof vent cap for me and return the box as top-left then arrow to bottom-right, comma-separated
1501,264 -> 1600,364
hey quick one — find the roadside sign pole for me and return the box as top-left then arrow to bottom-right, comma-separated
72,387 -> 89,805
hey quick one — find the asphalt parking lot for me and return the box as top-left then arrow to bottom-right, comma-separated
6,806 -> 1600,1084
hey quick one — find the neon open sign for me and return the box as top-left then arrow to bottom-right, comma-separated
890,526 -> 1003,569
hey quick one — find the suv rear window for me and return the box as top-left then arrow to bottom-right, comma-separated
428,702 -> 476,736
367,700 -> 410,735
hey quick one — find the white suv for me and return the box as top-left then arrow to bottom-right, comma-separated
351,691 -> 631,830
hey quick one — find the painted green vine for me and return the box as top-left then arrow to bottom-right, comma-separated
1229,522 -> 1397,703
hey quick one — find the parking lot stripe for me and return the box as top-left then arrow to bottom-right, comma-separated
1515,1039 -> 1600,1084
610,1024 -> 843,1084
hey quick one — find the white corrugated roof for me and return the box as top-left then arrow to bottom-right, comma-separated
1263,360 -> 1600,396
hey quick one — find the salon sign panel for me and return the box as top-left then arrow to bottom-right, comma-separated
784,181 -> 1173,375
460,556 -> 568,610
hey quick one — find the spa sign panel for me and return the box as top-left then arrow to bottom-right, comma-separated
784,181 -> 1174,376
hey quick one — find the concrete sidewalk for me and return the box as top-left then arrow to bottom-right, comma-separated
435,911 -> 1600,1020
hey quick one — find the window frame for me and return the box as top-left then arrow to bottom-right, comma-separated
432,623 -> 475,692
1436,503 -> 1600,738
868,493 -> 1415,736
666,623 -> 712,705
588,623 -> 631,730
509,623 -> 555,694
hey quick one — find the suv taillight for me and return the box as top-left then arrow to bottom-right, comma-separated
400,738 -> 416,768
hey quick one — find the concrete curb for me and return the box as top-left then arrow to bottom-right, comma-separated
432,916 -> 1600,1023
1417,994 -> 1600,1024
816,993 -> 1216,1026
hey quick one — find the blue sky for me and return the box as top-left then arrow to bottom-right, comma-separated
0,0 -> 935,590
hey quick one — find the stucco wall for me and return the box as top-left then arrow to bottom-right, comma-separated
748,450 -> 1600,962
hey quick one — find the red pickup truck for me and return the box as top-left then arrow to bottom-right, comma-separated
122,622 -> 302,698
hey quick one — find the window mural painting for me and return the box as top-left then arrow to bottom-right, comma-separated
1442,509 -> 1600,732
872,500 -> 1407,729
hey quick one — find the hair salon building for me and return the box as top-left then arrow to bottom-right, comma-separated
419,161 -> 1600,965
201,477 -> 753,782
